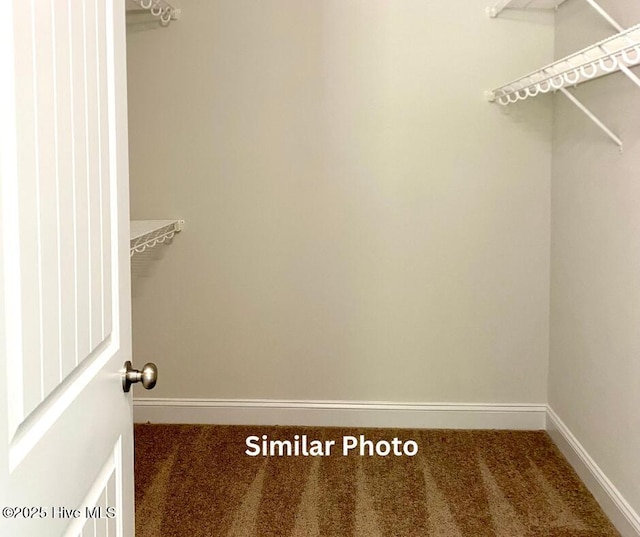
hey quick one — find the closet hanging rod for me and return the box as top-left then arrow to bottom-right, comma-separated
486,24 -> 640,105
127,0 -> 180,25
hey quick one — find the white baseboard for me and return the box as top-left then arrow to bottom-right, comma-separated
546,407 -> 640,537
133,398 -> 546,430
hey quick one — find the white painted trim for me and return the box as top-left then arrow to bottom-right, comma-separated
133,398 -> 547,430
547,407 -> 640,537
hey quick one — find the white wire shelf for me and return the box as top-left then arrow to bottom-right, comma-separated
487,0 -> 640,150
487,24 -> 640,106
126,0 -> 181,25
130,220 -> 183,257
487,0 -> 567,18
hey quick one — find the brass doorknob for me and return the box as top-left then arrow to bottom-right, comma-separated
123,361 -> 158,392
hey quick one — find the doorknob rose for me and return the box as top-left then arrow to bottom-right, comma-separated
123,361 -> 158,392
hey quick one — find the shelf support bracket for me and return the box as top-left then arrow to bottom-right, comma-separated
559,88 -> 622,151
584,0 -> 623,32
618,65 -> 640,90
584,0 -> 640,90
486,0 -> 512,18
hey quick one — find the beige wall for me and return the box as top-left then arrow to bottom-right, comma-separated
549,0 -> 640,516
127,0 -> 553,403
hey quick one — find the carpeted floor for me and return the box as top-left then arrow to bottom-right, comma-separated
134,424 -> 619,537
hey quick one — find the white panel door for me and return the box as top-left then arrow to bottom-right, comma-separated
0,0 -> 134,536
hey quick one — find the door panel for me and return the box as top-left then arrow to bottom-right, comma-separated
66,439 -> 121,537
54,0 -> 78,383
0,0 -> 133,535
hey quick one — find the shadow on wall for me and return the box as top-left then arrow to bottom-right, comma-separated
126,11 -> 170,34
131,242 -> 175,298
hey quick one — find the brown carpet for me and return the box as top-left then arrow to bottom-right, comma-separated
134,425 -> 619,537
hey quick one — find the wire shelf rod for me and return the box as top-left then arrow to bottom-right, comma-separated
487,24 -> 640,104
